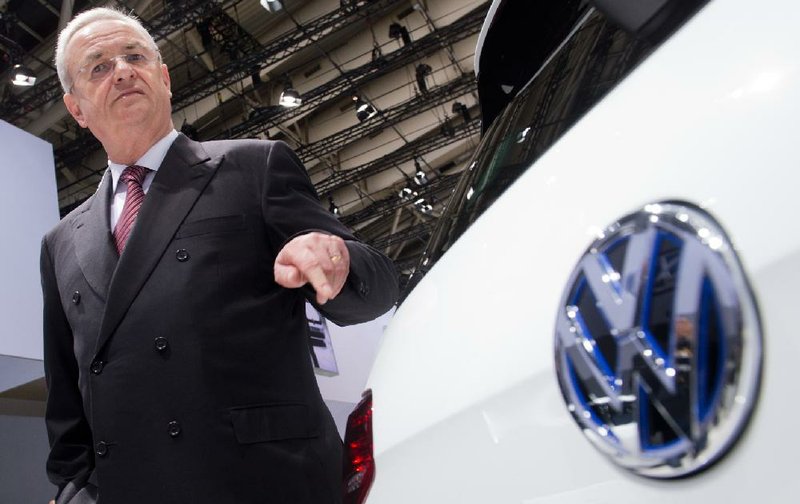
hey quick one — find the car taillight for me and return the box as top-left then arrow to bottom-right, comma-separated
342,389 -> 375,504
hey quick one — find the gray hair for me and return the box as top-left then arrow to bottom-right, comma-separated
55,7 -> 159,93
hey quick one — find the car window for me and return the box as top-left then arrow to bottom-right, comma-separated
402,7 -> 656,298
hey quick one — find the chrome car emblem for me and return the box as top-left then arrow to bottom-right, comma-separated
554,202 -> 762,478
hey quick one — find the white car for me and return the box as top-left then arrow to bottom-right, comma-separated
343,0 -> 799,502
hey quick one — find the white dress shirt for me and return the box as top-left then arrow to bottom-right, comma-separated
108,129 -> 179,231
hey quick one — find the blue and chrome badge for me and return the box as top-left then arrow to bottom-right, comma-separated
554,202 -> 762,478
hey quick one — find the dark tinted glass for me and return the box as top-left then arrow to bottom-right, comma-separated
402,8 -> 654,298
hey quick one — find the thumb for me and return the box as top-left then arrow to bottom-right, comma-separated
274,262 -> 305,288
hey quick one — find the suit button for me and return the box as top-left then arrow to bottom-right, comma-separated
168,420 -> 181,438
96,441 -> 108,457
72,291 -> 81,304
358,281 -> 369,297
90,360 -> 104,375
175,249 -> 190,262
154,337 -> 169,353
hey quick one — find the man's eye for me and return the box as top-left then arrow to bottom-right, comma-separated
91,62 -> 111,75
126,53 -> 146,63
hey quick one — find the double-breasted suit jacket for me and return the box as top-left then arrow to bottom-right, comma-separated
40,134 -> 398,504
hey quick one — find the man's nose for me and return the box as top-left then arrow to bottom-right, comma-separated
113,58 -> 136,82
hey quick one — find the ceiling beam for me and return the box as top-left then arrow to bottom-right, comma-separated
320,116 -> 479,198
212,3 -> 488,141
58,0 -> 75,31
297,73 -> 476,164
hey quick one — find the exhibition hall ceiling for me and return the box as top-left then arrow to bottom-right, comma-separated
0,0 -> 488,284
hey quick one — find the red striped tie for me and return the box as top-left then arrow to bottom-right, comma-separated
114,165 -> 150,254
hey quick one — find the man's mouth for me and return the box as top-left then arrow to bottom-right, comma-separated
116,89 -> 144,101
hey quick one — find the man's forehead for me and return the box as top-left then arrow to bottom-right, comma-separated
69,20 -> 149,59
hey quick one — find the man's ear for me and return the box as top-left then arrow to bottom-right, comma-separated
63,93 -> 88,128
161,63 -> 171,97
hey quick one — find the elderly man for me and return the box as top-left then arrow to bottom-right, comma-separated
41,7 -> 397,504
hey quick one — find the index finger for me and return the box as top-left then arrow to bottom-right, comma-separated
304,263 -> 333,304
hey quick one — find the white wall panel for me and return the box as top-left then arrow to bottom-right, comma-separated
0,120 -> 59,391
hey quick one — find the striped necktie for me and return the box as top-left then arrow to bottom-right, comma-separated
113,165 -> 150,254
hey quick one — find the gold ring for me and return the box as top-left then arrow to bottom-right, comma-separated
330,254 -> 342,263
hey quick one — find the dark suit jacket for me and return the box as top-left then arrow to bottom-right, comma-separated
40,135 -> 398,504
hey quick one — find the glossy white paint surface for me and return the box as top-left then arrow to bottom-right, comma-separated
366,0 -> 800,501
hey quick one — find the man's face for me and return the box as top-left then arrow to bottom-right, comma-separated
62,20 -> 172,144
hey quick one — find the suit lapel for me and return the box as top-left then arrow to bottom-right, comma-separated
73,169 -> 117,301
94,135 -> 223,356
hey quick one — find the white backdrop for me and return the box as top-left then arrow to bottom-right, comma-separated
317,308 -> 395,435
0,119 -> 59,393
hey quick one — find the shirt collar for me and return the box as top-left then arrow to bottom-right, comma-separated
108,129 -> 180,192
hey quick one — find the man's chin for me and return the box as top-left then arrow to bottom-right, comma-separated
113,105 -> 154,124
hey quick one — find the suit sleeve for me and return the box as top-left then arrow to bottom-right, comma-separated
40,236 -> 94,497
259,141 -> 399,325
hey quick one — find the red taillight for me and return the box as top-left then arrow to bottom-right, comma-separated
342,389 -> 375,504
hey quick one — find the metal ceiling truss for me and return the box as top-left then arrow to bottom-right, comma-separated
317,116 -> 479,198
170,0 -> 403,111
214,2 -> 488,140
297,73 -> 476,163
202,7 -> 264,62
367,220 -> 433,250
351,173 -> 458,242
344,172 -> 460,228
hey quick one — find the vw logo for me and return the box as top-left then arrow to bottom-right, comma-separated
554,202 -> 762,478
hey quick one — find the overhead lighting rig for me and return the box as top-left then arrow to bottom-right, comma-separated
353,95 -> 378,122
260,0 -> 284,13
11,64 -> 36,86
0,33 -> 36,87
413,158 -> 428,186
452,101 -> 471,123
279,86 -> 302,107
388,23 -> 411,46
279,74 -> 302,107
399,187 -> 419,201
415,64 -> 432,94
328,196 -> 341,216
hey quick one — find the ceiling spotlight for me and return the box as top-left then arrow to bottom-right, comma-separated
452,101 -> 470,123
388,23 -> 411,46
11,64 -> 36,87
260,0 -> 283,13
440,122 -> 455,138
353,96 -> 377,122
413,159 -> 428,186
279,87 -> 302,107
398,187 -> 419,201
415,64 -> 431,94
328,196 -> 340,216
371,43 -> 383,62
414,198 -> 433,214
